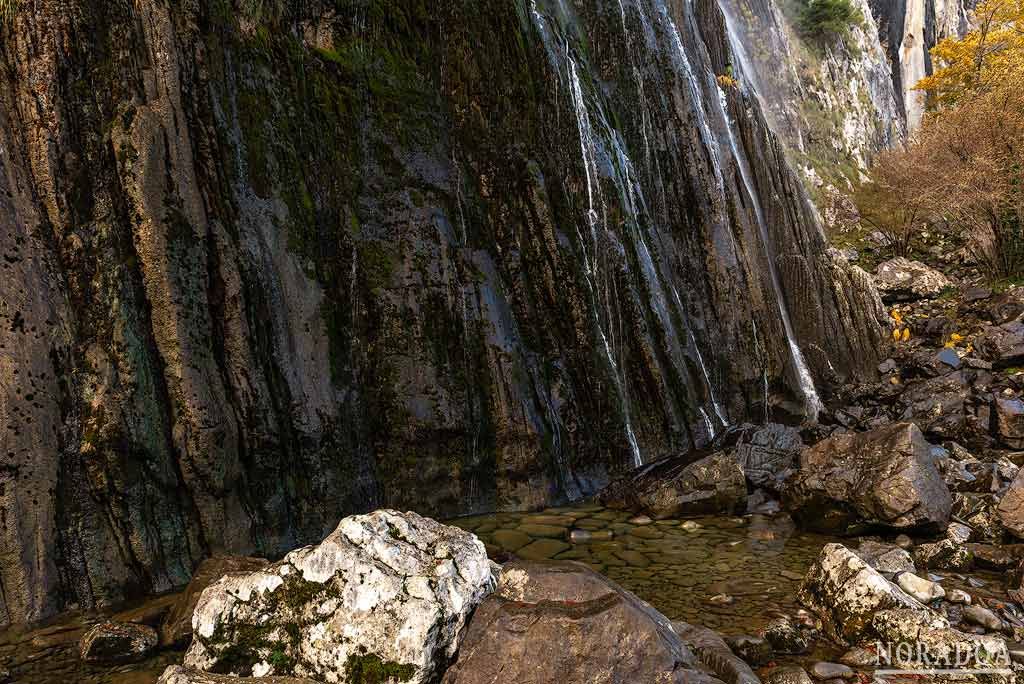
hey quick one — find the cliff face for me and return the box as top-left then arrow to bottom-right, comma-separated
0,0 -> 885,625
719,0 -> 906,193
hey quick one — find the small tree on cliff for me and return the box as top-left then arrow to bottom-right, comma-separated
797,0 -> 864,45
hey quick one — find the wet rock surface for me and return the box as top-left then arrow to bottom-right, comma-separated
600,452 -> 748,519
783,423 -> 952,534
440,561 -> 718,684
874,258 -> 954,302
79,622 -> 158,664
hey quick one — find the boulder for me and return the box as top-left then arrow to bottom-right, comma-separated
79,621 -> 158,664
854,541 -> 916,574
962,606 -> 1004,632
996,398 -> 1024,449
874,258 -> 953,302
599,452 -> 746,519
913,538 -> 974,571
978,317 -> 1024,368
783,423 -> 952,535
157,666 -> 319,684
675,622 -> 761,684
762,667 -> 813,684
799,544 -> 926,644
732,423 -> 804,490
998,469 -> 1024,539
184,510 -> 495,682
762,617 -> 812,655
161,556 -> 269,646
440,560 -> 722,684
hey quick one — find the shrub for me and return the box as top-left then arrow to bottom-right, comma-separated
1,0 -> 17,24
797,0 -> 863,44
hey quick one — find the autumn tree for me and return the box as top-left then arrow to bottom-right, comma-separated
915,0 -> 1024,106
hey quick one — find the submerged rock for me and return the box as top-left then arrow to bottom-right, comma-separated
79,621 -> 158,664
762,666 -> 813,684
783,423 -> 951,534
184,510 -> 494,682
874,258 -> 953,302
599,452 -> 746,519
440,560 -> 720,684
675,622 -> 761,684
799,544 -> 925,643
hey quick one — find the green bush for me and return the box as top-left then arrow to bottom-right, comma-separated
798,0 -> 864,44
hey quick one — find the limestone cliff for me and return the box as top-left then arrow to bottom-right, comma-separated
0,0 -> 885,625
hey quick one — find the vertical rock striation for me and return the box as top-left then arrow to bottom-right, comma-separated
0,0 -> 885,625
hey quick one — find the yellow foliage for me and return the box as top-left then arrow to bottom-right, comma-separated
893,328 -> 901,341
716,74 -> 738,89
901,328 -> 911,342
891,309 -> 904,325
915,0 -> 1024,106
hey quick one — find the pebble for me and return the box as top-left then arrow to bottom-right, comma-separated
680,521 -> 702,531
895,534 -> 913,549
962,605 -> 1004,632
896,572 -> 945,603
780,570 -> 804,581
968,577 -> 987,588
709,593 -> 734,604
1007,641 -> 1024,665
810,662 -> 855,680
628,515 -> 653,525
568,529 -> 592,543
946,588 -> 972,604
938,348 -> 962,369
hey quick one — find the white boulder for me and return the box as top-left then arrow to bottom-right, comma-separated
184,510 -> 496,683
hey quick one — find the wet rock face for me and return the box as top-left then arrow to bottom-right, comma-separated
599,452 -> 748,519
184,511 -> 494,682
783,422 -> 952,534
440,560 -> 719,684
0,0 -> 885,625
157,666 -> 319,684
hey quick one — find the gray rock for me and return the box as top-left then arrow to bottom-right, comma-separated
913,539 -> 974,572
799,544 -> 925,643
874,258 -> 953,302
856,541 -> 916,574
947,589 -> 972,604
895,534 -> 914,549
599,452 -> 747,519
733,423 -> 805,490
978,316 -> 1024,367
997,469 -> 1024,539
675,622 -> 761,684
896,572 -> 945,603
783,423 -> 952,535
996,398 -> 1024,449
809,662 -> 854,680
839,647 -> 877,668
872,609 -> 1009,674
79,621 -> 158,664
878,359 -> 897,374
948,522 -> 973,544
440,561 -> 720,684
725,635 -> 774,667
962,605 -> 1004,632
762,617 -> 812,655
184,510 -> 495,682
938,348 -> 962,369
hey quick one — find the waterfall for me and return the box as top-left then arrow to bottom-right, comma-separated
713,84 -> 823,418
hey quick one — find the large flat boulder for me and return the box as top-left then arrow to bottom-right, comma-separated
441,560 -> 723,684
157,666 -> 319,684
732,423 -> 804,490
184,510 -> 495,683
599,452 -> 746,519
783,423 -> 951,534
161,556 -> 269,646
798,543 -> 926,644
998,469 -> 1024,539
873,258 -> 953,302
